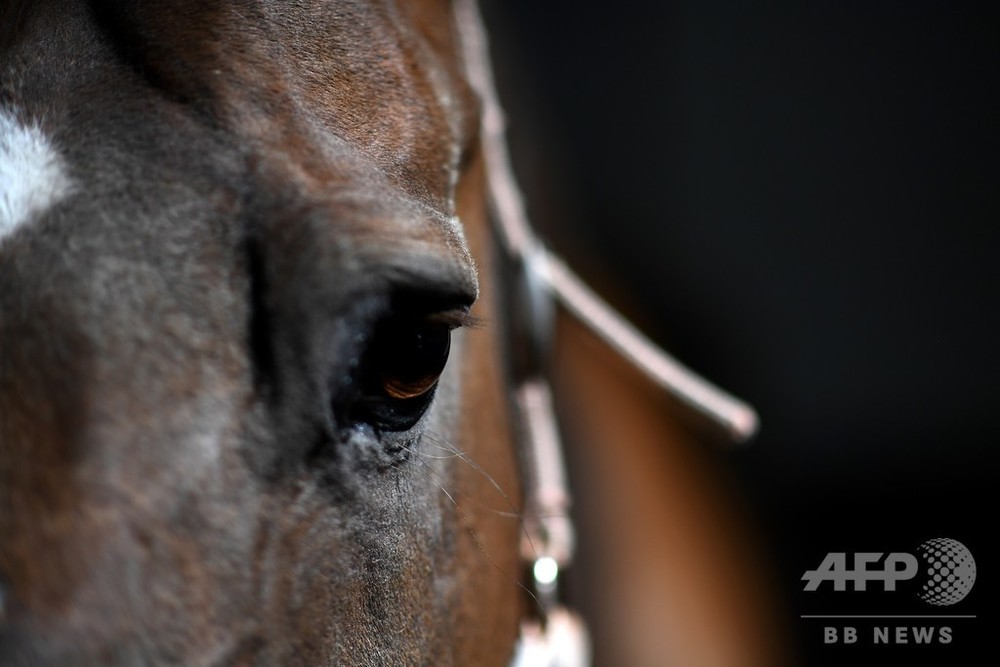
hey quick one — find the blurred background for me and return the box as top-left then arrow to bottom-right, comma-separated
482,1 -> 996,664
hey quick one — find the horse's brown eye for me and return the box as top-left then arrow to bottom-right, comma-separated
342,312 -> 459,432
378,321 -> 451,400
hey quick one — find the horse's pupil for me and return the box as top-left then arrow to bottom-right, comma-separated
379,322 -> 450,400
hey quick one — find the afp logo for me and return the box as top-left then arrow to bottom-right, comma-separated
803,538 -> 977,606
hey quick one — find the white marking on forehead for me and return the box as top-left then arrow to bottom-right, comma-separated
0,108 -> 73,241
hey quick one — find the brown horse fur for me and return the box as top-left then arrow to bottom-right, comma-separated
0,1 -> 787,665
1,1 -> 522,664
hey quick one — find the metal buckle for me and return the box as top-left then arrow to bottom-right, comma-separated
513,606 -> 591,667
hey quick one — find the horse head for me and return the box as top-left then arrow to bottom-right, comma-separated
1,1 -> 526,663
1,1 -> 792,664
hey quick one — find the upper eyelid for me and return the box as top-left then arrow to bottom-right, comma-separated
371,279 -> 478,325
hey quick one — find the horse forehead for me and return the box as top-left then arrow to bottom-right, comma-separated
102,0 -> 476,210
0,0 -> 479,305
88,0 -> 479,267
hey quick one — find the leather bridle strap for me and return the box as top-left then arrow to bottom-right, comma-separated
454,1 -> 758,444
454,1 -> 759,664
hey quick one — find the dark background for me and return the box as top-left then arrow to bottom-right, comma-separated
482,1 -> 997,664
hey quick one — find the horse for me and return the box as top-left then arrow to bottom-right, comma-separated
0,1 -> 787,664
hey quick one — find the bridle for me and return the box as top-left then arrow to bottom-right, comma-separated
454,2 -> 759,664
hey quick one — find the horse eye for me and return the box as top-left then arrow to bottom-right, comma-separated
342,313 -> 456,431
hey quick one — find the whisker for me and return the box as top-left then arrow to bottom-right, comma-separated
419,438 -> 471,458
420,430 -> 556,566
400,447 -> 464,461
426,462 -> 544,617
423,432 -> 530,516
414,440 -> 523,515
399,443 -> 521,519
404,432 -> 561,617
